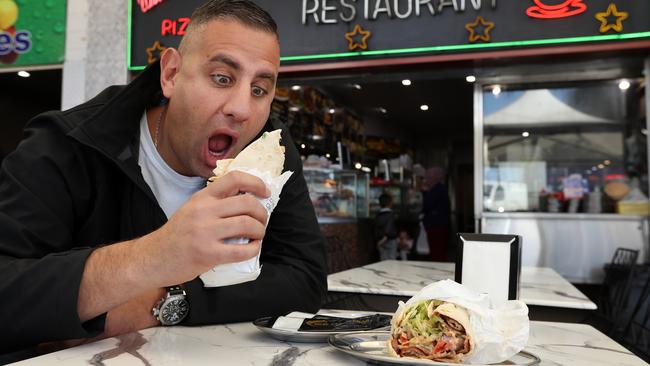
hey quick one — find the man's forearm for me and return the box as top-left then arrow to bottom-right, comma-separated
77,236 -> 161,322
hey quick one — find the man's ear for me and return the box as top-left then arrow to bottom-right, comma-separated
160,48 -> 181,99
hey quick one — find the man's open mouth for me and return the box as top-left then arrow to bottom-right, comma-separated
208,134 -> 234,158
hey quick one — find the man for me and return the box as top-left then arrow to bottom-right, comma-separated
0,0 -> 327,353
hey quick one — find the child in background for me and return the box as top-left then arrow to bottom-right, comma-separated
397,230 -> 413,260
375,193 -> 398,260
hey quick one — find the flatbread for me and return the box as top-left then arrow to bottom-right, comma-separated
209,129 -> 285,182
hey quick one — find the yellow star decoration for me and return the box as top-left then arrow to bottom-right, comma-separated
595,3 -> 629,33
465,16 -> 495,43
344,24 -> 372,51
146,41 -> 167,64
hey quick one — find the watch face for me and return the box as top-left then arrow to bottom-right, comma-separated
161,297 -> 189,325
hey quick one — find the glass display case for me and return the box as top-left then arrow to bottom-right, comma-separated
482,78 -> 648,215
369,184 -> 422,219
369,184 -> 403,216
304,168 -> 369,222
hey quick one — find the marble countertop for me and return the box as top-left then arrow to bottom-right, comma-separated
328,260 -> 597,310
10,313 -> 645,366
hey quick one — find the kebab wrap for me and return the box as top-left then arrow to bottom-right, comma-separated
200,129 -> 293,287
389,300 -> 473,362
387,280 -> 529,364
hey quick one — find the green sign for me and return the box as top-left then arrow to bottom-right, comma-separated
129,0 -> 650,70
0,0 -> 66,68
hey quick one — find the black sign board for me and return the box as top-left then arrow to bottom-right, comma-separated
129,0 -> 650,70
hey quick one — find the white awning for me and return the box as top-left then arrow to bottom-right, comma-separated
485,89 -> 613,127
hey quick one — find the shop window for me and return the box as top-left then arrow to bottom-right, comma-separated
482,78 -> 648,214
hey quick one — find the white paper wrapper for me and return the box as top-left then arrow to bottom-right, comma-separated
199,168 -> 293,287
391,279 -> 529,364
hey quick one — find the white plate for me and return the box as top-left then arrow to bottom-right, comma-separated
328,331 -> 541,365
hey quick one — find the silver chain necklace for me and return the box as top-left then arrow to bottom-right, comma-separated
154,105 -> 168,148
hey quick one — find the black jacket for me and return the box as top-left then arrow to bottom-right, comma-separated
0,63 -> 327,352
374,209 -> 397,242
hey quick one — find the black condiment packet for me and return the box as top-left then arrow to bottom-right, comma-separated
298,314 -> 391,332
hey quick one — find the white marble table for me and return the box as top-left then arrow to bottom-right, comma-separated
328,260 -> 597,310
9,316 -> 645,365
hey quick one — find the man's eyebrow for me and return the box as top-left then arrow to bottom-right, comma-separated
257,72 -> 276,84
208,54 -> 240,70
208,53 -> 277,84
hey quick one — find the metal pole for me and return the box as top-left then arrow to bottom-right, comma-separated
473,82 -> 484,233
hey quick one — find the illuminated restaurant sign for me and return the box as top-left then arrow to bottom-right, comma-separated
0,0 -> 66,68
128,0 -> 650,70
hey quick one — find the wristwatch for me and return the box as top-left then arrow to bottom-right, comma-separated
152,286 -> 189,326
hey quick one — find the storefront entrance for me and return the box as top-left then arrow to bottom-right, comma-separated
275,69 -> 476,263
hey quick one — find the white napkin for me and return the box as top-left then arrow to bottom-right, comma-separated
393,279 -> 529,364
272,312 -> 316,331
199,168 -> 293,287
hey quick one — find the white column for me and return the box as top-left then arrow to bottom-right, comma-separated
61,0 -> 88,110
61,0 -> 128,110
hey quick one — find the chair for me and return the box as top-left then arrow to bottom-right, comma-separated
621,266 -> 650,362
598,248 -> 639,336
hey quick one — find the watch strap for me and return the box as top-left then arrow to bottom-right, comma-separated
166,285 -> 185,297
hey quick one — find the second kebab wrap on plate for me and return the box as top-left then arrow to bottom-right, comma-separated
200,129 -> 293,287
388,280 -> 529,364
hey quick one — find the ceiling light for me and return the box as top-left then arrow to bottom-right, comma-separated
522,131 -> 530,137
492,85 -> 501,96
325,153 -> 331,158
289,106 -> 300,112
300,143 -> 306,149
352,83 -> 362,90
497,207 -> 505,213
291,85 -> 301,91
328,108 -> 336,114
354,162 -> 362,169
311,134 -> 323,140
402,79 -> 412,86
598,164 -> 605,169
361,167 -> 371,173
378,107 -> 387,114
420,104 -> 429,111
466,75 -> 476,83
17,71 -> 30,78
618,79 -> 630,90
604,160 -> 611,165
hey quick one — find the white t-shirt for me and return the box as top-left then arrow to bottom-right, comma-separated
138,112 -> 205,218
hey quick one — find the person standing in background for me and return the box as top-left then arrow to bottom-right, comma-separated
375,193 -> 398,260
421,167 -> 451,261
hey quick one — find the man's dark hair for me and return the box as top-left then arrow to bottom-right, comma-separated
379,193 -> 392,208
190,0 -> 278,38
